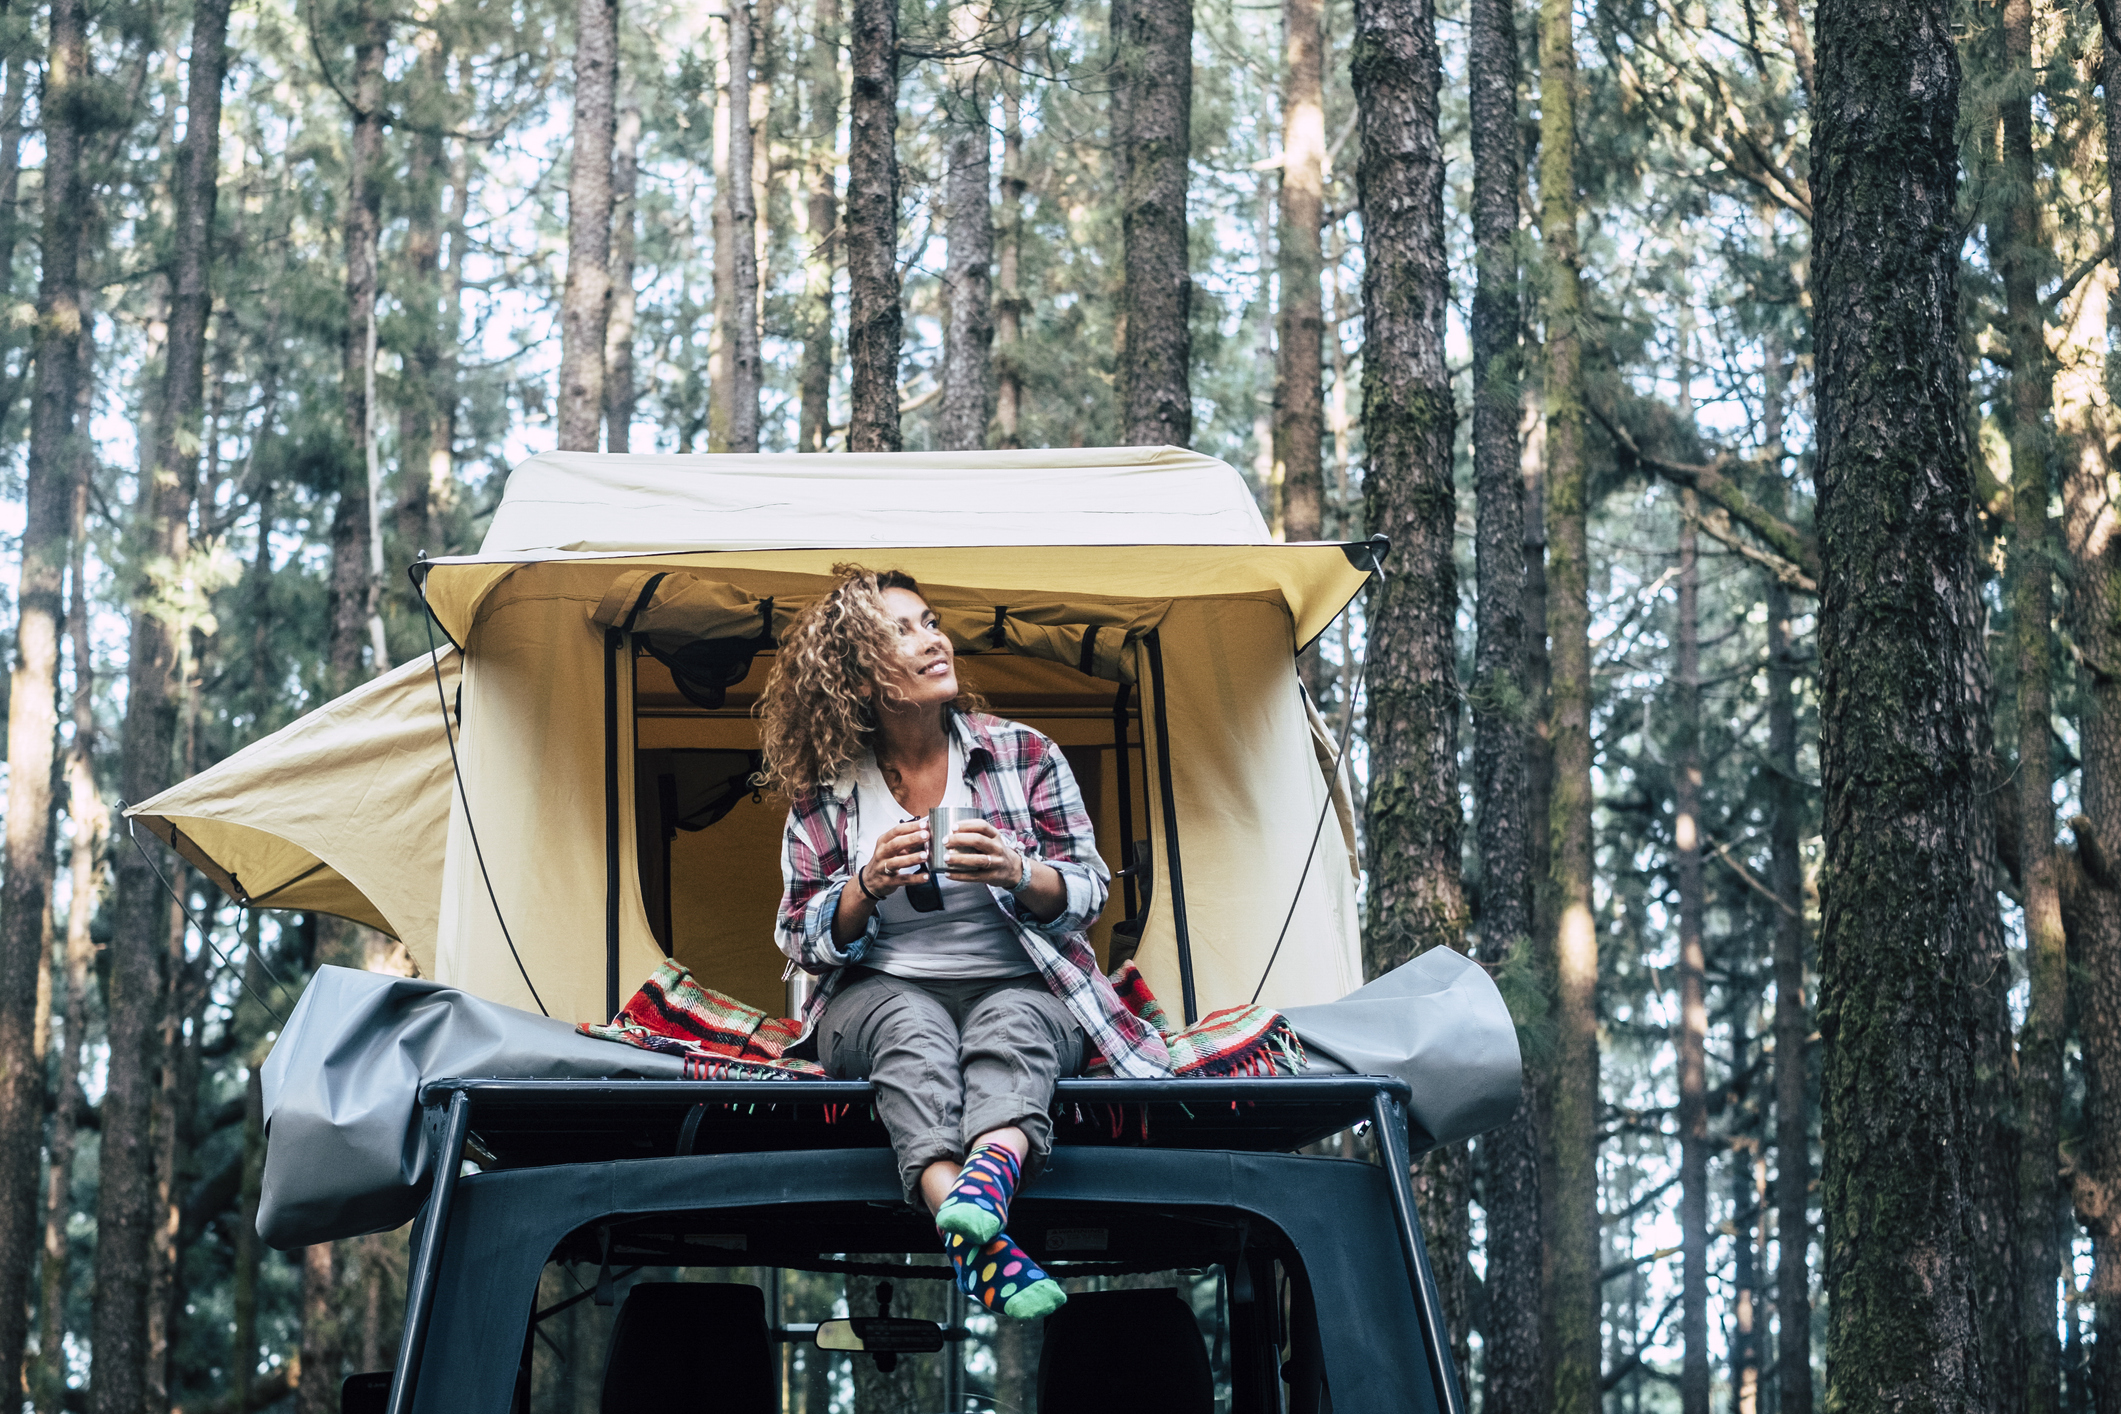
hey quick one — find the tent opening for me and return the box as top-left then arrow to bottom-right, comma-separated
626,641 -> 1153,1017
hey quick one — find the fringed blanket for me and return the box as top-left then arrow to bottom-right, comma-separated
1096,961 -> 1306,1078
577,962 -> 827,1080
581,958 -> 1306,1081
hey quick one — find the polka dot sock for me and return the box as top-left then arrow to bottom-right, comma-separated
933,1141 -> 1021,1244
940,1228 -> 1067,1321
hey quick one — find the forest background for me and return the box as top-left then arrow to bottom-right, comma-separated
0,0 -> 2110,1411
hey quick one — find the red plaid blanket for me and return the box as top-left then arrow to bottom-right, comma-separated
583,959 -> 1304,1082
578,961 -> 827,1080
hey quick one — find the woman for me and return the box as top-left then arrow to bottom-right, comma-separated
762,565 -> 1171,1320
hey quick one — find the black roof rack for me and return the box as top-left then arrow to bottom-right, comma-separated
422,1073 -> 1416,1172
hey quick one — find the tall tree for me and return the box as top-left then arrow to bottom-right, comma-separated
1537,0 -> 1601,1402
1813,0 -> 2020,1408
1468,0 -> 1541,1401
1276,0 -> 1324,542
0,0 -> 88,1398
558,0 -> 619,452
606,92 -> 641,452
724,1 -> 761,450
845,0 -> 902,451
329,1 -> 389,690
1112,0 -> 1192,446
1996,1 -> 2065,1406
995,66 -> 1025,449
93,2 -> 232,1411
2070,47 -> 2121,1414
1676,494 -> 1710,1414
939,3 -> 994,452
1353,0 -> 1468,1367
1763,342 -> 1813,1414
798,0 -> 840,453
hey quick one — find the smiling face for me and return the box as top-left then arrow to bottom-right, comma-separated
877,585 -> 959,707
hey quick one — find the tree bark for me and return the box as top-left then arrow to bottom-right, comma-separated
1997,3 -> 2064,1408
845,0 -> 901,451
1813,0 -> 2020,1408
798,0 -> 840,453
1676,498 -> 1710,1414
2071,59 -> 2121,1413
606,94 -> 640,452
0,0 -> 87,1400
329,4 -> 388,693
725,1 -> 761,450
1537,0 -> 1599,1401
558,0 -> 618,452
1469,0 -> 1540,1401
1277,0 -> 1324,544
995,69 -> 1025,449
939,4 -> 993,452
1353,0 -> 1468,1368
1764,345 -> 1814,1414
36,468 -> 104,1414
297,1244 -> 342,1414
230,926 -> 269,1412
1112,0 -> 1192,447
393,34 -> 447,571
94,2 -> 229,1408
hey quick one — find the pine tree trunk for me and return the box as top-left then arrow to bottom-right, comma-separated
606,95 -> 640,452
1353,0 -> 1468,1368
2071,66 -> 2121,1408
1112,0 -> 1192,447
726,1 -> 761,450
1763,346 -> 1814,1414
1813,0 -> 2019,1407
94,2 -> 229,1406
0,0 -> 87,1399
1677,499 -> 1711,1414
1277,0 -> 1324,543
558,0 -> 618,452
939,4 -> 993,453
1537,0 -> 1599,1400
1998,3 -> 2064,1407
396,62 -> 444,559
845,0 -> 901,452
230,927 -> 268,1412
297,1244 -> 343,1414
329,6 -> 387,692
798,0 -> 840,453
0,48 -> 27,305
1469,0 -> 1541,1400
995,71 -> 1024,449
36,509 -> 103,1414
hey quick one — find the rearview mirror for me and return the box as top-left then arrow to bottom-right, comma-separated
814,1317 -> 948,1354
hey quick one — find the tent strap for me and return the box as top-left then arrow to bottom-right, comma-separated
604,627 -> 623,1023
1113,681 -> 1136,922
1144,630 -> 1195,1025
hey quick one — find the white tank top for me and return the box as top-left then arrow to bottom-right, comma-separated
848,738 -> 1035,980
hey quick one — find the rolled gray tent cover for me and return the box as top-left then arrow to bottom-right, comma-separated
258,965 -> 686,1249
1281,945 -> 1522,1149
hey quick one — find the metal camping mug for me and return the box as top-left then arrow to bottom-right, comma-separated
925,806 -> 985,875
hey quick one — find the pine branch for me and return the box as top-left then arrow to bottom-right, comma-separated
1598,407 -> 1821,589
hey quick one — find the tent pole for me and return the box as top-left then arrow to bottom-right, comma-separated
1369,1089 -> 1468,1414
384,1087 -> 471,1414
1113,681 -> 1137,921
1145,631 -> 1195,1024
604,628 -> 621,1022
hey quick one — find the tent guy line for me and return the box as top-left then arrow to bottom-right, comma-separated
124,815 -> 293,1025
420,577 -> 550,1017
1252,548 -> 1384,1007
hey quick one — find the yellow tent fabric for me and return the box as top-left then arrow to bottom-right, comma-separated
127,649 -> 462,962
124,448 -> 1375,1028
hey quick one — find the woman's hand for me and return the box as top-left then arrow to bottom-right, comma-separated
939,818 -> 1025,887
858,819 -> 931,900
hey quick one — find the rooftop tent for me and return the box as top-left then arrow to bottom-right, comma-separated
132,447 -> 1375,1028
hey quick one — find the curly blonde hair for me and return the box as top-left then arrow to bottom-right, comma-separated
756,564 -> 972,799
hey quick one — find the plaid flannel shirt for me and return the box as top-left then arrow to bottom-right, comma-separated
775,711 -> 1173,1079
